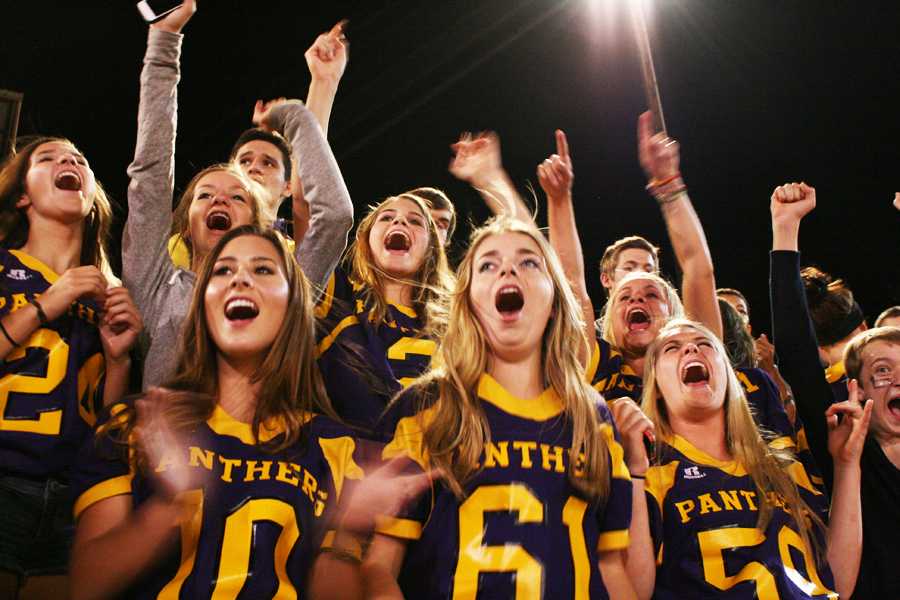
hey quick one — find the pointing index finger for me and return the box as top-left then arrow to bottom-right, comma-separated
638,111 -> 653,145
329,19 -> 348,39
555,129 -> 569,161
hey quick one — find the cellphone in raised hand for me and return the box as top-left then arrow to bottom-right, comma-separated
136,0 -> 183,23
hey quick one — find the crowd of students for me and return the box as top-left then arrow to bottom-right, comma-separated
1,2 -> 897,599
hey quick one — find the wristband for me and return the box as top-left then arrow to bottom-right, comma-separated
654,188 -> 687,205
648,178 -> 685,194
631,473 -> 646,480
30,298 -> 49,326
645,172 -> 681,190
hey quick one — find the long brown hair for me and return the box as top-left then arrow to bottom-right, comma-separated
346,194 -> 454,338
719,298 -> 757,369
642,319 -> 826,560
0,137 -> 115,280
102,226 -> 336,457
412,216 -> 611,501
169,164 -> 269,265
801,266 -> 865,347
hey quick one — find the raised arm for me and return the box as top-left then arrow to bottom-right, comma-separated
121,2 -> 196,310
304,21 -> 349,137
255,100 -> 354,292
768,182 -> 834,482
824,381 -> 871,599
637,112 -> 721,338
539,130 -> 594,359
449,132 -> 533,223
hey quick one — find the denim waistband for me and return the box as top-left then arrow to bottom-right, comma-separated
0,473 -> 68,496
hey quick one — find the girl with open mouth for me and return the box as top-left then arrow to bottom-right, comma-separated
315,193 -> 454,435
617,319 -> 869,600
546,116 -> 794,450
0,138 -> 142,597
69,226 -> 425,599
123,1 -> 352,390
590,112 -> 721,401
362,217 -> 640,599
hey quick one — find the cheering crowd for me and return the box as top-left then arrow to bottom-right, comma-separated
1,2 -> 898,599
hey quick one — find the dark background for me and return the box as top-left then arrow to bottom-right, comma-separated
3,0 -> 899,335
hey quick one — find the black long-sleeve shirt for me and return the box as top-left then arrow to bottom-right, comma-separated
770,250 -> 900,599
769,250 -> 834,487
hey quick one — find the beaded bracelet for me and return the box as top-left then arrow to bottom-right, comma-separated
654,188 -> 687,205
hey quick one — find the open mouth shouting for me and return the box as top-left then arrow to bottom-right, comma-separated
206,210 -> 233,231
626,307 -> 652,332
384,229 -> 412,254
887,392 -> 900,421
495,285 -> 524,320
681,360 -> 711,387
54,170 -> 82,191
224,297 -> 259,324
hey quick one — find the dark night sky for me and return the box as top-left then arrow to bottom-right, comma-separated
3,1 -> 899,335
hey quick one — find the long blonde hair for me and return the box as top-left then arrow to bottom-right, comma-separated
600,271 -> 684,352
642,319 -> 826,559
347,193 -> 454,337
0,137 -> 115,281
101,226 -> 336,459
414,216 -> 610,501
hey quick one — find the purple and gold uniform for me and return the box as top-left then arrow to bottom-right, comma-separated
71,403 -> 364,599
0,249 -> 105,480
646,435 -> 836,600
376,374 -> 633,599
588,337 -> 641,403
589,335 -> 824,491
589,334 -> 798,446
824,361 -> 849,404
315,268 -> 436,435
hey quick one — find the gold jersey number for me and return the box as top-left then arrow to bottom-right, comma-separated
452,484 -> 593,600
159,491 -> 303,600
699,525 -> 837,599
0,328 -> 68,435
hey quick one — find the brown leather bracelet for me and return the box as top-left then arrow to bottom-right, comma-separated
0,320 -> 20,348
30,298 -> 49,326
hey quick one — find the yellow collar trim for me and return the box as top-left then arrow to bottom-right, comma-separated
477,373 -> 563,421
206,403 -> 308,445
824,361 -> 846,384
669,434 -> 747,476
9,249 -> 59,284
390,303 -> 418,319
585,340 -> 601,383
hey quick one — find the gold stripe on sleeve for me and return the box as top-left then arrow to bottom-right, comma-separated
73,475 -> 133,519
374,516 -> 423,540
597,529 -> 630,551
